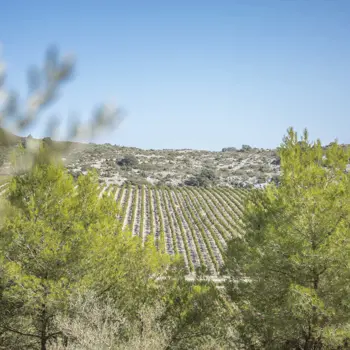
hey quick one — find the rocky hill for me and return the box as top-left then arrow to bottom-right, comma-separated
63,142 -> 280,188
1,128 -> 348,188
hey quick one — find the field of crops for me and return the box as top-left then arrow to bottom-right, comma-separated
0,182 -> 248,276
102,185 -> 248,275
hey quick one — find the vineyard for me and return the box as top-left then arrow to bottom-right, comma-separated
104,184 -> 248,275
0,181 -> 248,276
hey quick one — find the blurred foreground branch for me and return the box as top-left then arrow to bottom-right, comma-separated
0,44 -> 123,173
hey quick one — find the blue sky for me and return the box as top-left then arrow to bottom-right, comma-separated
1,0 -> 350,150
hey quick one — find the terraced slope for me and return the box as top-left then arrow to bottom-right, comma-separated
0,182 -> 248,276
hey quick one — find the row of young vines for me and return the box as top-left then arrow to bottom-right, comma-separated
103,184 -> 247,276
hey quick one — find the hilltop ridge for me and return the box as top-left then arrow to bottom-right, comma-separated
1,127 -> 348,188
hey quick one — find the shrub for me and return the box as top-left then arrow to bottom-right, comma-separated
222,147 -> 237,152
184,167 -> 217,187
117,154 -> 138,168
271,156 -> 281,165
241,144 -> 252,151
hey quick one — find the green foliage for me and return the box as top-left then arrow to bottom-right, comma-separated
117,154 -> 139,168
224,127 -> 350,349
48,279 -> 233,350
1,45 -> 121,186
0,148 -> 6,168
158,276 -> 230,349
241,144 -> 252,152
222,147 -> 237,152
50,290 -> 170,350
0,160 -> 175,349
42,137 -> 53,148
9,141 -> 63,176
0,128 -> 22,147
85,231 -> 174,320
185,168 -> 217,187
0,156 -> 230,349
0,163 -> 112,348
0,45 -> 233,349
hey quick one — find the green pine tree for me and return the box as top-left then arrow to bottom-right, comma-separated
225,128 -> 350,349
0,153 -> 173,350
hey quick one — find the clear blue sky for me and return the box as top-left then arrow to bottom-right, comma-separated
1,0 -> 350,150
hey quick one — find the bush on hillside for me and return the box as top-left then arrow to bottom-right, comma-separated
42,137 -> 53,147
185,167 -> 217,187
241,144 -> 252,151
117,154 -> 138,168
222,147 -> 237,152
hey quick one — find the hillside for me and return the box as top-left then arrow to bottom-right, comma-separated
0,127 -> 282,187
46,138 -> 350,188
0,128 -> 24,174
62,142 -> 281,188
1,127 -> 349,188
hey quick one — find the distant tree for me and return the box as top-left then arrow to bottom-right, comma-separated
185,167 -> 217,187
271,156 -> 281,166
42,137 -> 53,147
200,167 -> 216,181
222,147 -> 237,152
117,154 -> 138,168
224,128 -> 350,349
0,154 -> 172,349
241,144 -> 252,151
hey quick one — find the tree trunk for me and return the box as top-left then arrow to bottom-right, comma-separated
41,335 -> 47,350
40,302 -> 47,350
